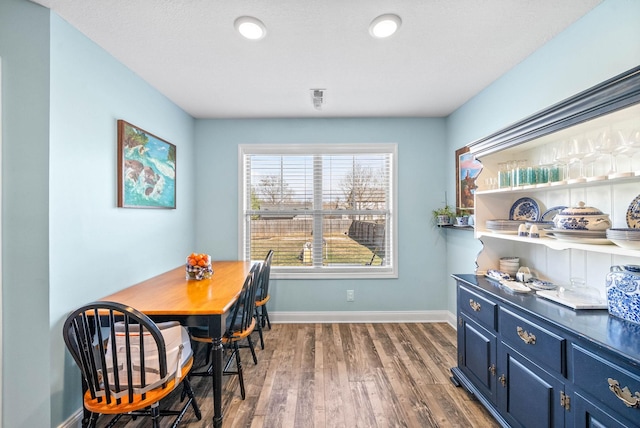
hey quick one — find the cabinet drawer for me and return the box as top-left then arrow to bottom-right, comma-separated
459,285 -> 497,330
499,307 -> 565,374
572,345 -> 640,426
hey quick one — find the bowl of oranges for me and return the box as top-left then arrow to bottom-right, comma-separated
185,253 -> 213,280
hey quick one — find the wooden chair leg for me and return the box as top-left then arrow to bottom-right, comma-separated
87,413 -> 99,428
255,307 -> 265,349
262,305 -> 271,329
183,378 -> 202,420
247,335 -> 258,365
150,403 -> 160,428
234,342 -> 246,400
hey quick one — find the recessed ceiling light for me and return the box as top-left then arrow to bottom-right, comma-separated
234,16 -> 266,40
369,14 -> 401,38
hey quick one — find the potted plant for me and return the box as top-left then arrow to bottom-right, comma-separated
432,205 -> 455,226
456,208 -> 473,226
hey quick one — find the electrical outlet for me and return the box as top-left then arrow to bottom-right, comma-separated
346,289 -> 355,302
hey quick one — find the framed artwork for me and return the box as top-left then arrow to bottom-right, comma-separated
455,146 -> 482,214
117,120 -> 176,208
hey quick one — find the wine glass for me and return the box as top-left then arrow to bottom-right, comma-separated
613,127 -> 640,175
594,128 -> 620,177
611,129 -> 636,177
567,135 -> 596,182
630,128 -> 640,174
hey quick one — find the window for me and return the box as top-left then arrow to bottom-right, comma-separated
239,143 -> 397,278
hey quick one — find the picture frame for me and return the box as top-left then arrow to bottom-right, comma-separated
117,120 -> 176,208
455,146 -> 482,215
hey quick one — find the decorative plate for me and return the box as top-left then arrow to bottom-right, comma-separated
499,280 -> 532,294
540,205 -> 567,222
509,197 -> 540,221
544,228 -> 613,244
627,193 -> 640,229
486,269 -> 511,281
547,228 -> 607,237
527,278 -> 557,291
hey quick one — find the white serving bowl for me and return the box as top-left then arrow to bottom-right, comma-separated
553,202 -> 611,231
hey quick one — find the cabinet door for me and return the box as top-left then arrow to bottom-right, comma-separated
459,313 -> 497,403
497,342 -> 565,428
571,345 -> 640,426
569,389 -> 634,428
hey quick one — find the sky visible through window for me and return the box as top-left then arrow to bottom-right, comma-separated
250,154 -> 388,207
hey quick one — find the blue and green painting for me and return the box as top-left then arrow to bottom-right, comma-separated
121,123 -> 176,208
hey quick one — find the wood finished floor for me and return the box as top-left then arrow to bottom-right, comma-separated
95,323 -> 498,428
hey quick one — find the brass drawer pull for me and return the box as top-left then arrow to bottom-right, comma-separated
516,326 -> 536,344
499,374 -> 507,387
489,364 -> 496,376
469,299 -> 481,312
608,378 -> 640,408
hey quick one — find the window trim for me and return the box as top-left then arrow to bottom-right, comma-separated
238,143 -> 398,279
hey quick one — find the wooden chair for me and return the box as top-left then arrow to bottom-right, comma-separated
62,301 -> 201,428
254,250 -> 274,349
190,263 -> 260,399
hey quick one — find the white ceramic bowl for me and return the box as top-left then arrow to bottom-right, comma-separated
553,202 -> 611,231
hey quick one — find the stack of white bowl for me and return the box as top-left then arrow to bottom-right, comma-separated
607,228 -> 640,250
486,219 -> 525,234
499,257 -> 520,277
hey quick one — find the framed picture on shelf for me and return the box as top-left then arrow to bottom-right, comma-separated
117,120 -> 176,208
455,146 -> 482,214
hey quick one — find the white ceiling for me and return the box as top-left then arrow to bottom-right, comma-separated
33,0 -> 601,119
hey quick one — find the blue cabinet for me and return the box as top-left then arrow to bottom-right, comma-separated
458,312 -> 497,403
497,342 -> 565,428
570,389 -> 634,428
451,275 -> 640,428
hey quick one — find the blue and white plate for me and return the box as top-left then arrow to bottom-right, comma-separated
541,205 -> 567,222
627,193 -> 640,229
509,197 -> 540,221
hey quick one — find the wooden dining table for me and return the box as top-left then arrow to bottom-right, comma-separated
99,260 -> 255,428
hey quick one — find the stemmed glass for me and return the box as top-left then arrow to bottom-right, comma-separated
630,128 -> 640,174
613,130 -> 640,177
613,128 -> 640,176
594,128 -> 620,178
567,135 -> 596,182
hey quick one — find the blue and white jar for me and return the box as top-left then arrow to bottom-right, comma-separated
605,265 -> 640,324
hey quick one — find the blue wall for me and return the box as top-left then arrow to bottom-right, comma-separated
0,0 -> 51,426
444,0 -> 640,313
195,118 -> 449,314
1,1 -> 197,425
48,14 -> 198,427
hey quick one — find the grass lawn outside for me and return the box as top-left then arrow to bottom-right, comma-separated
251,232 -> 382,266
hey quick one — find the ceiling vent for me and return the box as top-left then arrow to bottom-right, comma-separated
310,89 -> 326,110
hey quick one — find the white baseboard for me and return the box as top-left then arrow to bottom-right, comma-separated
271,310 -> 456,327
59,410 -> 82,428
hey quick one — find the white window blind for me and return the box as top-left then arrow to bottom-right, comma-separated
239,144 -> 397,278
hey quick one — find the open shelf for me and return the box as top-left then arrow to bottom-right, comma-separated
476,231 -> 640,257
439,225 -> 474,231
476,172 -> 640,196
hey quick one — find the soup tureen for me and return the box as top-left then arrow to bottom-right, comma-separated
552,202 -> 611,231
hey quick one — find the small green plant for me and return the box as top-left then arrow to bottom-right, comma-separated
432,205 -> 455,225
